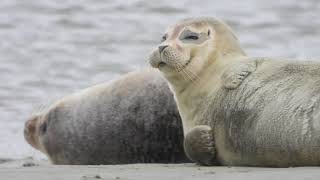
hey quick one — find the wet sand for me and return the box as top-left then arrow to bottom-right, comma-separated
1,159 -> 320,180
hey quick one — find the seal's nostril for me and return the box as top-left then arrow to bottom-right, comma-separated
158,45 -> 168,53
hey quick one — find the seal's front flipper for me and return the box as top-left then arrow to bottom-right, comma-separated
222,60 -> 257,89
184,125 -> 218,166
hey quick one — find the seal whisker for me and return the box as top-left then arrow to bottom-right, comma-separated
184,69 -> 201,86
184,68 -> 200,83
181,68 -> 200,86
176,60 -> 201,82
174,63 -> 189,81
181,68 -> 194,83
185,68 -> 200,81
174,61 -> 200,86
172,61 -> 189,81
172,61 -> 192,81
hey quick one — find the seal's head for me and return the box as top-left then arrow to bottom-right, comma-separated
24,115 -> 47,154
149,17 -> 246,84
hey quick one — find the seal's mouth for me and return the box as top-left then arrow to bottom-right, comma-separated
158,62 -> 166,68
157,58 -> 192,73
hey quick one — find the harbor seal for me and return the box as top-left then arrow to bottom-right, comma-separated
24,69 -> 189,165
149,17 -> 320,167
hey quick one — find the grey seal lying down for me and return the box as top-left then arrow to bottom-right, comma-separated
149,16 -> 320,167
24,69 -> 189,164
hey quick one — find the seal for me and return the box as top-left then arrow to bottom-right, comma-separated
149,17 -> 320,167
24,69 -> 189,165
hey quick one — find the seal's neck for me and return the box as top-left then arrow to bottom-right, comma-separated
166,52 -> 247,133
168,51 -> 246,95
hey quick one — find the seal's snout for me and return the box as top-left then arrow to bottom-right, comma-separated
149,42 -> 184,70
158,45 -> 169,67
149,47 -> 164,68
24,116 -> 40,150
24,117 -> 36,137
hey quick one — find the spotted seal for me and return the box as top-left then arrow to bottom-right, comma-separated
24,69 -> 189,164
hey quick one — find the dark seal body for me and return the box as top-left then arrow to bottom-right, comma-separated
24,69 -> 189,165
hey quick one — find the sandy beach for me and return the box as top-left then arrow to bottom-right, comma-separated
1,159 -> 320,180
1,1 -> 320,179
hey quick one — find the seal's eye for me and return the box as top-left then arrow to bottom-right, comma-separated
161,35 -> 167,42
184,35 -> 199,40
179,30 -> 204,43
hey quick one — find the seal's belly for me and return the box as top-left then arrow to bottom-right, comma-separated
215,118 -> 320,167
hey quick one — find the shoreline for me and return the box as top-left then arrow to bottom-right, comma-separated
1,159 -> 320,180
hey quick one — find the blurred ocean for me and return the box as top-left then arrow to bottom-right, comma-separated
0,0 -> 319,160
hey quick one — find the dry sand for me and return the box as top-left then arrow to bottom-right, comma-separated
1,159 -> 320,180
